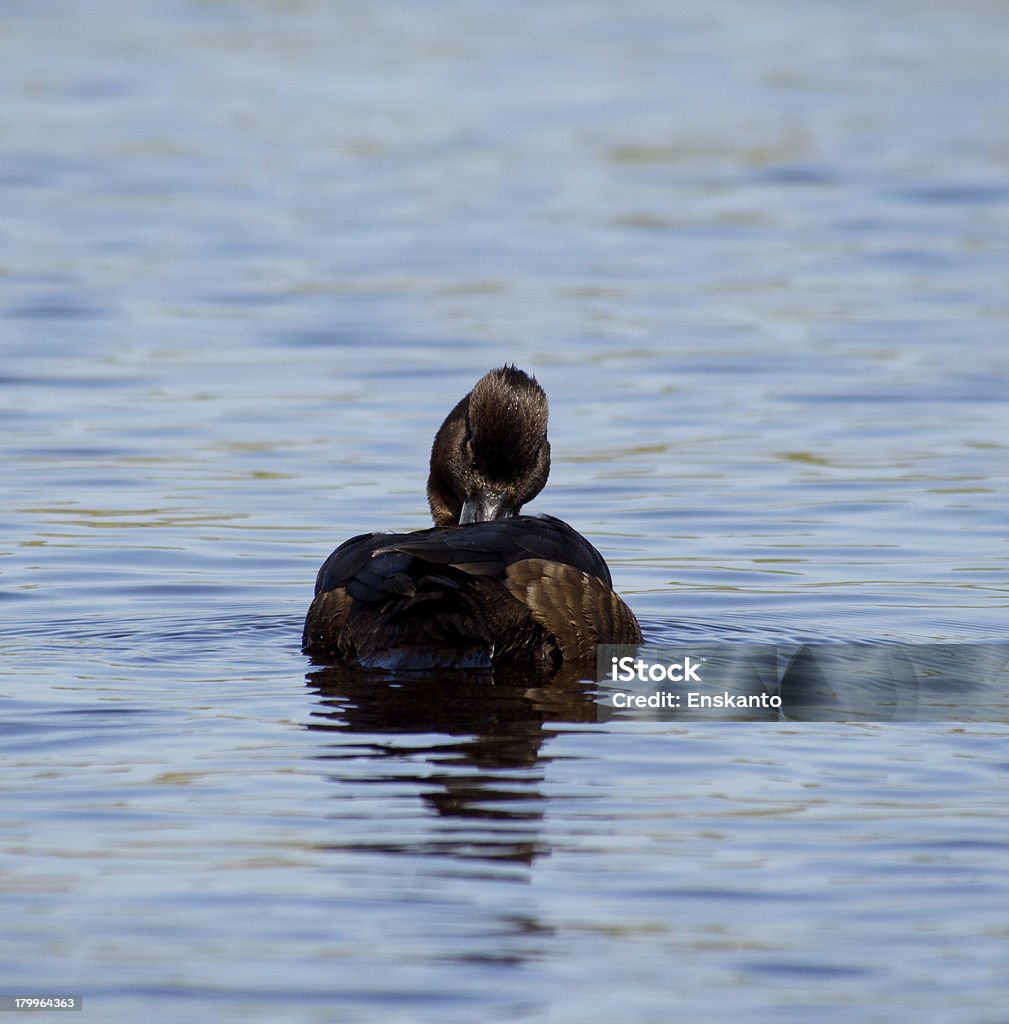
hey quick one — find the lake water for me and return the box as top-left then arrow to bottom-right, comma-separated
2,2 -> 1008,1021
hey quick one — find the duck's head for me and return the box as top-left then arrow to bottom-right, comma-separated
427,365 -> 551,527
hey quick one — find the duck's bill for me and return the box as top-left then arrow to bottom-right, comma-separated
460,491 -> 514,524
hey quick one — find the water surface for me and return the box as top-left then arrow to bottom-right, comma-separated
2,2 -> 1008,1021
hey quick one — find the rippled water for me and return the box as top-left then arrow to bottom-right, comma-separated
2,2 -> 1008,1021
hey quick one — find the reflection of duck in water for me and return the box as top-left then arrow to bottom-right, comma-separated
306,663 -> 600,863
302,366 -> 642,669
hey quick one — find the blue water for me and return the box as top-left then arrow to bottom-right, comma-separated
2,2 -> 1008,1021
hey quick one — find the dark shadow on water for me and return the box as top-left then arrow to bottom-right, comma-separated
305,661 -> 598,867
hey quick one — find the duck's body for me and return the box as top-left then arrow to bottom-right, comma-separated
302,366 -> 642,669
303,514 -> 642,669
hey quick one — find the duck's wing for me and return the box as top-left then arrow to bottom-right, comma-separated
313,532 -> 391,596
501,558 -> 643,658
303,526 -> 517,665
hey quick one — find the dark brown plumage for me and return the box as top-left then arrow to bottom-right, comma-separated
302,366 -> 642,669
